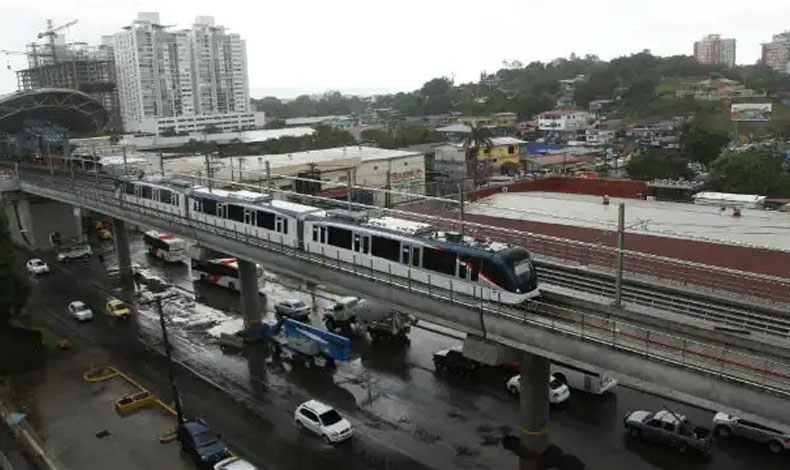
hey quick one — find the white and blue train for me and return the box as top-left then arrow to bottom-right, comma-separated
118,178 -> 539,304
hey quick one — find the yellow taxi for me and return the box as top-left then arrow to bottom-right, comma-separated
98,229 -> 113,240
106,299 -> 130,319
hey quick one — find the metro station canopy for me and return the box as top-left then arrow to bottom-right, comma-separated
0,88 -> 107,135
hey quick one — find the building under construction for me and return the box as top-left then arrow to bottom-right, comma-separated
15,33 -> 122,131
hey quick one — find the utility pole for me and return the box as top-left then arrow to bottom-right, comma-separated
155,296 -> 184,424
47,141 -> 53,177
159,152 -> 164,177
257,157 -> 263,191
230,156 -> 235,182
614,202 -> 625,307
385,170 -> 391,208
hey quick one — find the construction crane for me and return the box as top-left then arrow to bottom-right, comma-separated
37,19 -> 78,62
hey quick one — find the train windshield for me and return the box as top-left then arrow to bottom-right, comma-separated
501,248 -> 532,276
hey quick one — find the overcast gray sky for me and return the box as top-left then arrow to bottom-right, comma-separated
2,0 -> 789,98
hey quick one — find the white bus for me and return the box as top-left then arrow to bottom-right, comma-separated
143,231 -> 186,263
192,257 -> 262,291
550,360 -> 618,394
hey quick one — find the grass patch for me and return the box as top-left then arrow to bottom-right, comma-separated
9,318 -> 63,348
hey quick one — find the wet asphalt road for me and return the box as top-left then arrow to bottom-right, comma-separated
17,231 -> 789,470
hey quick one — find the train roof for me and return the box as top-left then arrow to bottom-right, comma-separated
270,199 -> 326,216
307,213 -> 522,256
190,187 -> 272,203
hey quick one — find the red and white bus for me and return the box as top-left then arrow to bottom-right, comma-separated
192,257 -> 262,291
143,231 -> 186,263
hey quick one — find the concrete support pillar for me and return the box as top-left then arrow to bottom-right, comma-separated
112,218 -> 134,292
239,259 -> 262,330
519,351 -> 550,467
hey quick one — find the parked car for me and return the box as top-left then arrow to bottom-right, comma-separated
56,244 -> 92,262
294,400 -> 353,444
275,299 -> 311,322
177,419 -> 231,469
67,301 -> 94,322
506,374 -> 571,404
432,347 -> 479,377
624,409 -> 712,457
214,457 -> 258,470
713,412 -> 790,454
26,258 -> 50,275
105,299 -> 130,319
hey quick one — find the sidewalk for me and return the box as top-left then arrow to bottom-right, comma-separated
2,344 -> 190,470
0,418 -> 41,470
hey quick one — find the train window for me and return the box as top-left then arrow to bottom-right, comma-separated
202,198 -> 217,215
312,226 -> 319,242
160,189 -> 172,205
401,245 -> 410,265
327,226 -> 352,249
460,256 -> 480,281
282,219 -> 288,234
412,247 -> 420,267
124,183 -> 135,195
371,236 -> 400,262
481,258 -> 508,288
227,204 -> 244,222
256,211 -> 275,229
362,236 -> 370,254
422,247 -> 456,276
140,185 -> 153,200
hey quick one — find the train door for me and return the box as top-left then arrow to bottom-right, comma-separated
244,209 -> 255,235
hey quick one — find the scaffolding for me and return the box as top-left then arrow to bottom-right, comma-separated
15,44 -> 121,131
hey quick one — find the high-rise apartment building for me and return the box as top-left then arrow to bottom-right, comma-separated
114,12 -> 260,134
694,34 -> 736,67
761,32 -> 790,74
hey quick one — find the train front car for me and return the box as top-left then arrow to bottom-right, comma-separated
493,247 -> 540,303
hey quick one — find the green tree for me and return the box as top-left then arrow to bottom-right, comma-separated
626,149 -> 693,181
680,121 -> 730,167
462,123 -> 494,186
0,213 -> 29,326
708,152 -> 790,196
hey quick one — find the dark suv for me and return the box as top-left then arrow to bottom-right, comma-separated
177,419 -> 230,468
433,347 -> 479,377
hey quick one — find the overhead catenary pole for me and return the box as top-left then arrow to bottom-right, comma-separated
458,183 -> 465,237
265,160 -> 271,193
614,202 -> 625,307
204,153 -> 212,192
346,169 -> 353,211
122,145 -> 128,177
159,152 -> 164,177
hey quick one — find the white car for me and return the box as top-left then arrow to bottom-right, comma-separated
56,244 -> 92,262
214,457 -> 258,470
507,374 -> 570,404
294,400 -> 353,444
26,258 -> 50,275
67,301 -> 94,322
713,412 -> 790,454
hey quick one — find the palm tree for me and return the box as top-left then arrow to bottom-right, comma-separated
462,123 -> 494,187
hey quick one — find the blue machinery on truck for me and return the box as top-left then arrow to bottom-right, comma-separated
246,317 -> 352,366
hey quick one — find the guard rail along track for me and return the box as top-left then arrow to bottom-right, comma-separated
537,262 -> 790,340
9,165 -> 790,401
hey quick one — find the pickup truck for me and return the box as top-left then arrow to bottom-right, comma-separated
624,409 -> 712,457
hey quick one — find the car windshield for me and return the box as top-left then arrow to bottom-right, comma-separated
113,303 -> 126,310
74,303 -> 87,310
319,409 -> 342,426
292,301 -> 306,308
549,377 -> 563,390
194,429 -> 219,446
32,260 -> 43,266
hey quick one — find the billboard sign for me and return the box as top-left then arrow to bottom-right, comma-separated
731,103 -> 772,122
